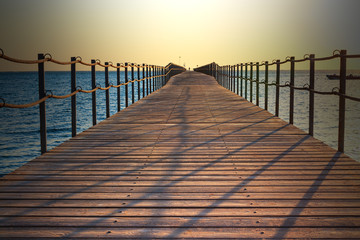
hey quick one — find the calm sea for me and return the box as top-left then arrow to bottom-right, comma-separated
0,70 -> 359,176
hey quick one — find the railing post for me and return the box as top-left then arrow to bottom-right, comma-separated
233,65 -> 235,93
155,66 -> 158,90
71,57 -> 76,137
162,67 -> 165,86
38,53 -> 47,154
245,63 -> 248,100
236,64 -> 239,95
105,62 -> 110,118
264,61 -> 269,111
131,63 -> 135,104
231,65 -> 233,92
230,65 -> 232,91
309,54 -> 315,136
227,65 -> 229,90
149,65 -> 152,93
219,66 -> 221,86
221,66 -> 224,87
275,60 -> 280,117
146,65 -> 150,95
154,66 -> 157,91
256,62 -> 259,106
229,65 -> 231,91
228,65 -> 230,91
116,63 -> 121,112
91,59 -> 96,126
250,62 -> 253,102
157,67 -> 160,88
226,66 -> 228,89
240,63 -> 243,97
223,66 -> 225,87
125,62 -> 129,107
289,56 -> 295,124
137,64 -> 141,101
225,66 -> 227,89
153,66 -> 155,92
142,64 -> 145,98
338,49 -> 347,152
154,66 -> 156,90
223,66 -> 225,88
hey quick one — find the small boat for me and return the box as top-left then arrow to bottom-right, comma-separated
326,74 -> 360,80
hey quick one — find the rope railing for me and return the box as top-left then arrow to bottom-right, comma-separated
0,67 -> 183,109
213,75 -> 360,102
194,49 -> 359,153
0,50 -> 173,69
0,49 -> 186,154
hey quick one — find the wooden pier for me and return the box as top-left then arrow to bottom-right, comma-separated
1,71 -> 360,239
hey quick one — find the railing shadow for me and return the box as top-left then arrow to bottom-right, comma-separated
273,151 -> 341,239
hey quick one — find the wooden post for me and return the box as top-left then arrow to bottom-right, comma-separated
231,65 -> 234,92
105,62 -> 110,118
71,57 -> 76,137
228,65 -> 230,91
236,64 -> 239,95
116,63 -> 121,112
338,49 -> 347,152
264,61 -> 269,111
289,56 -> 295,124
275,60 -> 280,117
156,66 -> 158,90
229,65 -> 231,91
142,64 -> 145,98
131,63 -> 135,104
309,54 -> 315,136
245,63 -> 248,100
250,62 -> 253,102
91,59 -> 96,126
233,65 -> 235,93
222,66 -> 224,87
153,66 -> 155,91
229,65 -> 232,90
146,65 -> 149,95
38,53 -> 47,154
162,68 -> 165,86
240,63 -> 243,97
125,62 -> 129,107
256,62 -> 259,106
150,65 -> 153,93
137,64 -> 141,101
226,65 -> 228,89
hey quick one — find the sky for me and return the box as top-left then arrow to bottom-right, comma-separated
0,0 -> 360,71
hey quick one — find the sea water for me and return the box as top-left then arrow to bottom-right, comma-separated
0,70 -> 359,176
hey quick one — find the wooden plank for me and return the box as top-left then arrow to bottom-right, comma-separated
1,192 -> 359,200
2,207 -> 360,217
4,227 -> 360,239
1,216 -> 359,227
2,180 -> 360,187
1,199 -> 360,208
1,186 -> 359,193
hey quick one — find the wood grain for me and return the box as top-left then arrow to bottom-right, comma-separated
1,71 -> 360,239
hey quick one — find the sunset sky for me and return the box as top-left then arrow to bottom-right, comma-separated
1,0 -> 360,70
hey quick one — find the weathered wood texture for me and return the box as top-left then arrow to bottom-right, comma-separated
1,71 -> 360,239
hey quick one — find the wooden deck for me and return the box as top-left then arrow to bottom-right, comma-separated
1,71 -> 360,239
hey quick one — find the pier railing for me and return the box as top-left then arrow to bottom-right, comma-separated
0,49 -> 185,154
194,50 -> 360,153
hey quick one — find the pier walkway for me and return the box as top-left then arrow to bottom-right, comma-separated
1,71 -> 360,238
